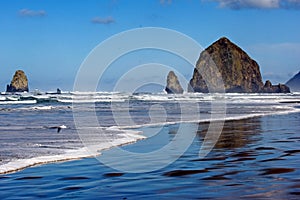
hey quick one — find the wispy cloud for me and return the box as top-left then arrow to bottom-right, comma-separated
91,16 -> 115,24
19,9 -> 46,17
208,0 -> 300,9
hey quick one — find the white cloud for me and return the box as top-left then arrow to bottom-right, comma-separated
91,16 -> 115,24
19,9 -> 46,17
209,0 -> 300,9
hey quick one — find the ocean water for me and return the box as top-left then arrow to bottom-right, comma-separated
0,92 -> 300,175
0,95 -> 299,198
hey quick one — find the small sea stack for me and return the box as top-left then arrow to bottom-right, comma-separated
263,80 -> 290,93
165,71 -> 184,94
6,70 -> 29,93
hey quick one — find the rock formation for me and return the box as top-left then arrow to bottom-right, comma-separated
165,71 -> 184,94
262,80 -> 290,93
6,70 -> 29,93
188,37 -> 290,93
286,71 -> 300,92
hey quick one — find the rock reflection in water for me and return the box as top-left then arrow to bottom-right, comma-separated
197,118 -> 262,149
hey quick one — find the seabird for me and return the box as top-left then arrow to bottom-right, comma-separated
48,125 -> 67,133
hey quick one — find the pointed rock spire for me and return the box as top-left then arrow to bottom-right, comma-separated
165,71 -> 184,94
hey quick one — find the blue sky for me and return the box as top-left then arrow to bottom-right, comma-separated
1,0 -> 300,91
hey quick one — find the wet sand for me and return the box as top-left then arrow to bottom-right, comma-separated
1,113 -> 300,199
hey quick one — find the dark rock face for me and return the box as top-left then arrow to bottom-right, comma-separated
263,80 -> 290,93
286,71 -> 300,92
188,37 -> 290,93
165,71 -> 184,94
6,70 -> 29,92
189,37 -> 264,93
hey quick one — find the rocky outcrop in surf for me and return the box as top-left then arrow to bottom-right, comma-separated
6,70 -> 29,93
188,37 -> 290,93
165,71 -> 184,94
286,71 -> 300,92
262,80 -> 290,93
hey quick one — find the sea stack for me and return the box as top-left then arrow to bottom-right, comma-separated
263,80 -> 290,93
6,70 -> 29,93
188,37 -> 290,93
165,71 -> 184,94
286,71 -> 300,92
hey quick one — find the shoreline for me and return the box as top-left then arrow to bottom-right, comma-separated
1,108 -> 300,175
0,134 -> 146,175
1,111 -> 300,199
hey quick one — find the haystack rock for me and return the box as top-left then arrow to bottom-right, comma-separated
286,71 -> 300,92
6,70 -> 29,92
188,37 -> 290,93
165,71 -> 184,94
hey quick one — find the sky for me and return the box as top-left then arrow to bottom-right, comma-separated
1,0 -> 300,92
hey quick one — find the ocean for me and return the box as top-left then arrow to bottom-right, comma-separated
0,92 -> 300,199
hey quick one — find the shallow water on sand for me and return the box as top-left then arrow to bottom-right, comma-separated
1,92 -> 300,174
1,113 -> 300,199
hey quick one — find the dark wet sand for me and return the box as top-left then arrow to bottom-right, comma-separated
1,113 -> 300,199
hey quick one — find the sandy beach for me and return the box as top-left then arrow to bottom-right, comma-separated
1,112 -> 300,199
